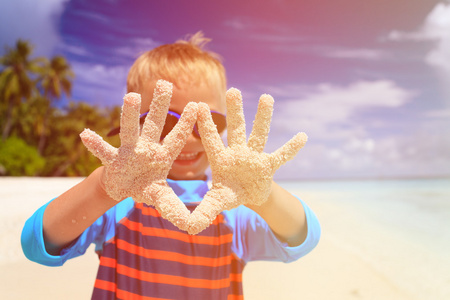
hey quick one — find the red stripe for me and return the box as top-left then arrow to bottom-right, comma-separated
100,257 -> 231,290
94,279 -> 116,292
229,273 -> 242,282
113,238 -> 232,267
122,218 -> 233,245
136,203 -> 161,217
116,288 -> 172,300
227,295 -> 244,300
95,279 -> 171,300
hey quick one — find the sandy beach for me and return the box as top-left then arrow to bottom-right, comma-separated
1,177 -> 449,299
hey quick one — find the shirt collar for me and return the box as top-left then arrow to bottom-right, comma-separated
166,179 -> 209,203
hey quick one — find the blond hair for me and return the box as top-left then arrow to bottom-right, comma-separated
127,32 -> 226,93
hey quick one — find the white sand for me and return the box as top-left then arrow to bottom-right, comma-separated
1,177 -> 448,299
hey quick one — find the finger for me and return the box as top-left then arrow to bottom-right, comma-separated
141,80 -> 173,142
197,102 -> 226,156
145,181 -> 191,231
80,129 -> 118,165
187,186 -> 238,235
248,94 -> 274,152
226,88 -> 247,147
119,92 -> 141,147
270,132 -> 308,170
163,102 -> 198,159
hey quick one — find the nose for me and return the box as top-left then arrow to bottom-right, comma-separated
183,130 -> 204,150
186,131 -> 199,142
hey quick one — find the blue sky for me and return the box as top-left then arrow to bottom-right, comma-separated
1,0 -> 449,179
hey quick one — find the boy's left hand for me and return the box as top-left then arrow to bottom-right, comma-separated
187,88 -> 307,234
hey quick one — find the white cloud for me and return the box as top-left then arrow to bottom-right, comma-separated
0,0 -> 68,56
60,36 -> 161,61
371,132 -> 450,178
224,19 -> 247,30
423,2 -> 450,39
277,129 -> 450,180
261,80 -> 447,180
57,35 -> 161,106
114,38 -> 161,59
387,30 -> 426,42
61,44 -> 91,57
388,2 -> 450,42
424,108 -> 450,118
70,61 -> 129,105
223,16 -> 306,44
422,2 -> 450,72
224,16 -> 388,62
73,63 -> 128,87
388,2 -> 450,87
267,80 -> 414,142
224,16 -> 288,34
321,47 -> 389,61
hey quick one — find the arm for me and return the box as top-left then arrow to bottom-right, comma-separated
246,181 -> 307,247
43,167 -> 116,255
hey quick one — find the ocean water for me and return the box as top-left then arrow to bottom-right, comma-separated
280,178 -> 450,252
279,178 -> 450,300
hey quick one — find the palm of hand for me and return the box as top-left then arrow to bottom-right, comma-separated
80,80 -> 197,212
102,141 -> 173,203
187,88 -> 307,234
210,145 -> 274,207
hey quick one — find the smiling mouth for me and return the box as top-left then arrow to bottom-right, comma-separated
176,152 -> 200,161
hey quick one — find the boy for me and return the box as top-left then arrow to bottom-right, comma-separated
21,32 -> 320,299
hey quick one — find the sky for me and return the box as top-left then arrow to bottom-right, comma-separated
1,0 -> 449,180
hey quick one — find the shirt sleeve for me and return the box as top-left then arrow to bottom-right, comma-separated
21,199 -> 109,267
223,196 -> 321,263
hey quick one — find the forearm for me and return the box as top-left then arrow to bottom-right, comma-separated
43,167 -> 118,254
246,181 -> 307,247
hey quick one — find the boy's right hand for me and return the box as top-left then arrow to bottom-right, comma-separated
80,80 -> 198,205
42,80 -> 196,247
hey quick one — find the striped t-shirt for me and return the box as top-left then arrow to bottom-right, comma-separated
21,179 -> 321,300
93,202 -> 245,299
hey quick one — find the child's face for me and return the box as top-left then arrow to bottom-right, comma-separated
140,82 -> 226,181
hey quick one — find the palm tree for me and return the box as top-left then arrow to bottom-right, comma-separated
0,40 -> 42,141
15,95 -> 50,146
48,101 -> 107,176
37,55 -> 74,154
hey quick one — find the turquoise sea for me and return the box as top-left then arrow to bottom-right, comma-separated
280,178 -> 450,250
279,178 -> 450,299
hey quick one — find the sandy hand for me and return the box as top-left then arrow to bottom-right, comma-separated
187,88 -> 308,234
80,80 -> 198,230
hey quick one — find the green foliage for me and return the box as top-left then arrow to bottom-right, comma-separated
40,102 -> 114,176
0,39 -> 44,141
0,136 -> 45,176
40,55 -> 74,99
0,39 -> 37,101
0,39 -> 121,176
